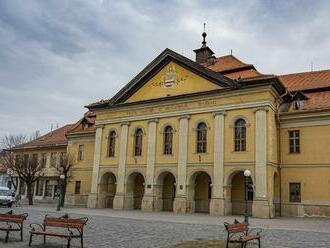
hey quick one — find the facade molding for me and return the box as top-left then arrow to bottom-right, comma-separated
96,100 -> 275,126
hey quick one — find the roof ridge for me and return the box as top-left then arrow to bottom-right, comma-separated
280,69 -> 330,77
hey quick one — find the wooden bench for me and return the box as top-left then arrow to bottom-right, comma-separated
29,215 -> 88,248
0,211 -> 28,243
224,222 -> 262,248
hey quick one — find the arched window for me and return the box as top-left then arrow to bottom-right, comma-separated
134,128 -> 143,156
196,122 -> 207,153
108,131 -> 116,157
234,119 -> 246,151
164,125 -> 173,155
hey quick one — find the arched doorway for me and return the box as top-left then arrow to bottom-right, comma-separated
98,172 -> 116,208
273,172 -> 280,217
189,172 -> 212,213
157,172 -> 176,211
126,172 -> 145,210
231,171 -> 253,215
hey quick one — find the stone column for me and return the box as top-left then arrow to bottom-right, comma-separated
252,108 -> 271,218
42,180 -> 47,199
16,179 -> 21,195
173,115 -> 189,213
142,119 -> 158,211
87,126 -> 103,208
113,122 -> 129,209
210,111 -> 226,215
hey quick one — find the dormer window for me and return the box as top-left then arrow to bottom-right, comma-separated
292,91 -> 308,111
295,99 -> 304,110
83,122 -> 89,130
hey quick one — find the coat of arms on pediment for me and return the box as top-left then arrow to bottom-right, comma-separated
152,65 -> 188,88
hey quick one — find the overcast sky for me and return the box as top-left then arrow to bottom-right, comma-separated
0,0 -> 329,137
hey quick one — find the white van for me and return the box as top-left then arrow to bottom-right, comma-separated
0,186 -> 14,208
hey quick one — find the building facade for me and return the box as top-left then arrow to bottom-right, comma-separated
14,35 -> 330,218
12,124 -> 74,201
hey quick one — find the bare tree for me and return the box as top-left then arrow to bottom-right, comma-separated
0,134 -> 27,190
57,152 -> 73,207
10,154 -> 44,205
0,134 -> 27,150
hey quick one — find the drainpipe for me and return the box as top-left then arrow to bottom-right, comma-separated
276,90 -> 288,217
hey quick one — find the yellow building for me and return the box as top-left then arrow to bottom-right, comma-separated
12,124 -> 74,201
15,34 -> 330,218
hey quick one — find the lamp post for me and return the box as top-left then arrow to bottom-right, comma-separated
56,174 -> 65,211
243,169 -> 252,224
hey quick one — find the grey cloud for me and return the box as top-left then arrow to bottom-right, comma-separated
0,0 -> 329,137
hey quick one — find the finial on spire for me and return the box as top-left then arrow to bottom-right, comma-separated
202,23 -> 207,47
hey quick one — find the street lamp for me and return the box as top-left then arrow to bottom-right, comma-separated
56,174 -> 65,211
243,169 -> 252,224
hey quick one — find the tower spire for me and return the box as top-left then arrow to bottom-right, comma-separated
202,23 -> 207,47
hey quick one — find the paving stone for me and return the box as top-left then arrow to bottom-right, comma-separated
0,206 -> 329,248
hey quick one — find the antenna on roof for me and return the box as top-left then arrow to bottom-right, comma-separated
50,123 -> 53,132
311,62 -> 314,72
230,49 -> 233,55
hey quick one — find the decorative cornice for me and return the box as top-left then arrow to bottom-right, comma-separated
178,115 -> 191,121
213,111 -> 227,117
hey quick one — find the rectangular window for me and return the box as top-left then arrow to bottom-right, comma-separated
289,183 -> 301,202
36,180 -> 44,196
45,180 -> 52,197
32,153 -> 38,164
15,155 -> 21,165
23,154 -> 29,164
78,145 -> 84,161
75,181 -> 81,194
289,130 -> 300,153
41,153 -> 47,168
60,152 -> 67,166
51,153 -> 57,167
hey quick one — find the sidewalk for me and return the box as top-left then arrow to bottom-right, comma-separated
20,204 -> 330,233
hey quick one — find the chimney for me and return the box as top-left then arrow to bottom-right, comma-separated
193,27 -> 214,64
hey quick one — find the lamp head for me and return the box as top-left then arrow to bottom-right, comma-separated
60,174 -> 65,180
244,169 -> 251,177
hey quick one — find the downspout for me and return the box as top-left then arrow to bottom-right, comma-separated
276,89 -> 289,217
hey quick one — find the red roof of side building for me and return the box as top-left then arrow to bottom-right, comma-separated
13,124 -> 75,150
279,69 -> 330,92
302,91 -> 330,110
66,111 -> 96,134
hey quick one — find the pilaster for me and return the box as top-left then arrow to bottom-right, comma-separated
253,108 -> 270,218
113,122 -> 130,209
210,111 -> 226,215
173,115 -> 189,214
142,119 -> 158,211
87,126 -> 103,208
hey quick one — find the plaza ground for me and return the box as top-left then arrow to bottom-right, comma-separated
0,205 -> 330,248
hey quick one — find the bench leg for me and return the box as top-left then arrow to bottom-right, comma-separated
67,238 -> 71,248
21,227 -> 23,241
29,233 -> 33,246
43,234 -> 46,244
5,231 -> 9,243
81,236 -> 84,248
259,238 -> 261,248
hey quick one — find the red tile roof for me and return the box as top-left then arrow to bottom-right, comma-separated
279,69 -> 330,92
13,124 -> 74,150
223,69 -> 263,80
66,111 -> 96,134
205,55 -> 254,73
303,91 -> 330,110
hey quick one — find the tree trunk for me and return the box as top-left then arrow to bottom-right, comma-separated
61,180 -> 67,207
26,183 -> 34,205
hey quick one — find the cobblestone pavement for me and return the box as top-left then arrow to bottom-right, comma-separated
0,205 -> 330,248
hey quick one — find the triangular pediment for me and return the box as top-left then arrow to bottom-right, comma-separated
108,49 -> 234,104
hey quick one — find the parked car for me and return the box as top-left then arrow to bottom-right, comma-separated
0,186 -> 15,208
